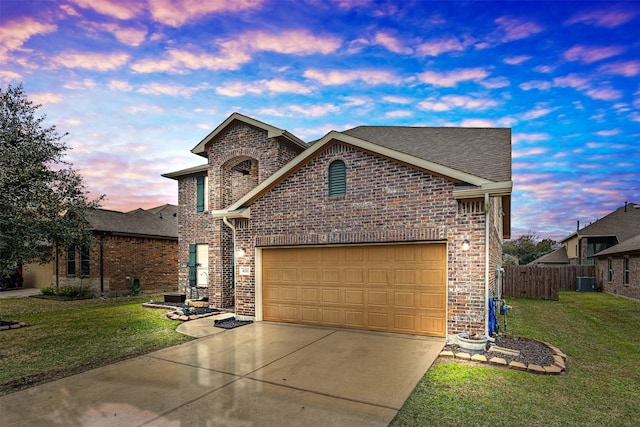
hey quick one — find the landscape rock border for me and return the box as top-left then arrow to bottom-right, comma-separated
142,302 -> 225,322
0,321 -> 31,331
439,335 -> 567,375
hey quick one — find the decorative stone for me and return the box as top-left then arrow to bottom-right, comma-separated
509,361 -> 527,371
544,365 -> 563,375
489,357 -> 507,366
0,325 -> 9,331
10,324 -> 20,329
439,350 -> 455,358
471,354 -> 487,363
553,355 -> 566,370
527,364 -> 546,374
178,315 -> 189,321
455,351 -> 471,360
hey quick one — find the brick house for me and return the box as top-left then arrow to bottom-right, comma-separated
595,233 -> 640,300
163,113 -> 512,338
54,205 -> 178,296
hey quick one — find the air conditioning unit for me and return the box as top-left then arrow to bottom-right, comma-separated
576,277 -> 595,292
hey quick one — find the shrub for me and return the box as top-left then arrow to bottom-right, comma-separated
40,287 -> 56,296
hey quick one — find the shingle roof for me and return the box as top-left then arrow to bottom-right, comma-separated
595,234 -> 640,257
85,205 -> 177,239
341,126 -> 512,183
529,246 -> 569,264
574,203 -> 640,243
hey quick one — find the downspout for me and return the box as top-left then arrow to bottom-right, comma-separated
222,217 -> 237,314
99,233 -> 105,296
484,192 -> 490,336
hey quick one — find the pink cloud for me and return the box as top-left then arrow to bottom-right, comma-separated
519,80 -> 552,91
304,69 -> 396,86
52,51 -> 130,71
0,17 -> 57,63
241,30 -> 341,55
215,79 -> 312,97
417,67 -> 489,87
566,7 -> 637,28
30,92 -> 63,105
131,47 -> 250,73
385,110 -> 413,118
148,0 -> 264,27
416,37 -> 469,56
419,95 -> 498,111
503,55 -> 531,65
84,22 -> 148,46
68,0 -> 144,20
585,87 -> 622,102
373,31 -> 412,54
494,16 -> 543,42
563,45 -> 625,64
599,60 -> 640,77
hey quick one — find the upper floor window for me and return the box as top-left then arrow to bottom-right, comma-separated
328,160 -> 346,197
196,175 -> 208,212
624,257 -> 630,285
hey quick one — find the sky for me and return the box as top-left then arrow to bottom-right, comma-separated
1,0 -> 639,242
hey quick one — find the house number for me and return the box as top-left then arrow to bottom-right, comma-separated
239,266 -> 251,276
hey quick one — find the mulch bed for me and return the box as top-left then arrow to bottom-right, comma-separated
444,335 -> 556,366
214,317 -> 253,329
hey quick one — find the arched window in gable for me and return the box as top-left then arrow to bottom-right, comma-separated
328,160 -> 346,197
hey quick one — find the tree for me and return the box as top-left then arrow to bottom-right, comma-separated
0,83 -> 102,274
503,234 -> 559,265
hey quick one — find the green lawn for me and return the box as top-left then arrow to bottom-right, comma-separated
0,294 -> 193,395
391,292 -> 640,426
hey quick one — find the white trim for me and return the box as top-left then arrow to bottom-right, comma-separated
452,181 -> 512,199
255,247 -> 263,321
210,208 -> 250,219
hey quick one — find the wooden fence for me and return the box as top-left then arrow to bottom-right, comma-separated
501,265 -> 597,300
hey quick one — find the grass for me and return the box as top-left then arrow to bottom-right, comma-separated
0,293 -> 193,395
391,292 -> 640,427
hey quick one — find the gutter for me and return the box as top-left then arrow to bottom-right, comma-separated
485,192 -> 490,336
221,217 -> 237,315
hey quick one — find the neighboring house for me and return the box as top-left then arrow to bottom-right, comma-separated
529,246 -> 569,265
163,113 -> 512,338
561,202 -> 640,265
53,205 -> 178,296
594,234 -> 640,300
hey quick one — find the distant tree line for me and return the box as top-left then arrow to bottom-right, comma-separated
502,234 -> 559,265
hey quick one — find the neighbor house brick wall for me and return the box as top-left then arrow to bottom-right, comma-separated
601,255 -> 640,300
175,122 -> 304,307
233,142 -> 488,335
54,234 -> 177,296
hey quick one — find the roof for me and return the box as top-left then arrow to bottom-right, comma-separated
190,112 -> 307,157
162,164 -> 208,180
529,247 -> 569,264
85,205 -> 178,239
595,234 -> 640,257
342,126 -> 511,183
217,129 -> 512,217
563,203 -> 640,244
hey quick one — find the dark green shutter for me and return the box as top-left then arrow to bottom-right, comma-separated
188,244 -> 197,287
329,160 -> 346,197
196,176 -> 205,212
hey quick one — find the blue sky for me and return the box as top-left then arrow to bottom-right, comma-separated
1,0 -> 638,241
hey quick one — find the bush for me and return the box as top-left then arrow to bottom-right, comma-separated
39,286 -> 92,299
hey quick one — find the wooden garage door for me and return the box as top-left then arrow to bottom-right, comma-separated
262,243 -> 446,337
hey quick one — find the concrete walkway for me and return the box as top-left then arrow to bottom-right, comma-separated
0,320 -> 443,426
0,287 -> 40,298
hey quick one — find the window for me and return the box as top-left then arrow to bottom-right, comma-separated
80,246 -> 90,276
67,246 -> 76,275
196,175 -> 208,212
608,258 -> 613,282
624,257 -> 630,285
188,244 -> 197,287
328,160 -> 346,197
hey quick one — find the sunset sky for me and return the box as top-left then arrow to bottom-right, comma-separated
1,0 -> 638,241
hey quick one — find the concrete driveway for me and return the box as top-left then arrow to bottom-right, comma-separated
0,322 -> 444,426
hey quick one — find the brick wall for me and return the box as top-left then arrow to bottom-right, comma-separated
232,141 -> 491,335
54,233 -> 178,296
603,255 -> 640,300
176,122 -> 304,307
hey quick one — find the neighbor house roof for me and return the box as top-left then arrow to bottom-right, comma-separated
162,164 -> 208,180
529,246 -> 569,264
85,205 -> 178,239
594,234 -> 640,257
341,126 -> 512,183
562,203 -> 640,244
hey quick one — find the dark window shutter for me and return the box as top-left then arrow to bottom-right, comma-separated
196,176 -> 205,212
188,244 -> 197,287
328,160 -> 346,197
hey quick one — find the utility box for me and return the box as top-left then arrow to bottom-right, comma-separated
576,277 -> 595,292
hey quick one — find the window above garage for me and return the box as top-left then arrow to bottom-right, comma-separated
328,160 -> 346,197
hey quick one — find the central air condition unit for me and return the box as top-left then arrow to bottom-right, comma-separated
576,277 -> 595,292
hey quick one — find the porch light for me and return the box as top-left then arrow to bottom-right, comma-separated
462,239 -> 471,251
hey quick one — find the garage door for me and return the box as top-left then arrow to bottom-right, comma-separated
262,243 -> 446,337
